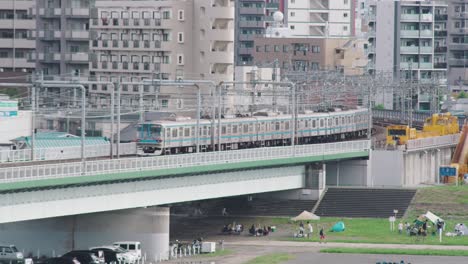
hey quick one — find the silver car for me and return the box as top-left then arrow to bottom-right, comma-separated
0,244 -> 24,264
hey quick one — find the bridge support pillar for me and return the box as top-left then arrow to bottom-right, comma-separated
0,207 -> 170,261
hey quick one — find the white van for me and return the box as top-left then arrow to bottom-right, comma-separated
112,242 -> 141,260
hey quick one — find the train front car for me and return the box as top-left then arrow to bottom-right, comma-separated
137,122 -> 163,156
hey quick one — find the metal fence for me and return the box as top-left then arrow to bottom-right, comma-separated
0,143 -> 137,163
406,134 -> 460,151
0,140 -> 370,184
373,109 -> 466,128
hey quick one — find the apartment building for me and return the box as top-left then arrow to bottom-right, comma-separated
89,0 -> 234,108
285,0 -> 355,38
367,0 -> 448,78
30,0 -> 90,77
447,0 -> 468,92
0,0 -> 35,73
235,0 -> 283,66
366,0 -> 448,110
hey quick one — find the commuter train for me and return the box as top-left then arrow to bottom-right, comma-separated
137,108 -> 370,155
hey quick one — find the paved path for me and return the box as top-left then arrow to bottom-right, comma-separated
166,239 -> 468,264
226,240 -> 468,250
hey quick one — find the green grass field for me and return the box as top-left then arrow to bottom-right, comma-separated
281,217 -> 468,245
263,186 -> 468,246
244,253 -> 294,264
320,247 -> 468,256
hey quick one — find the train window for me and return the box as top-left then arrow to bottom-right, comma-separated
172,128 -> 178,138
227,124 -> 231,134
191,127 -> 195,136
275,122 -> 280,131
179,127 -> 183,137
222,125 -> 226,135
320,119 -> 324,127
305,120 -> 309,128
335,118 -> 338,126
203,127 -> 207,136
151,126 -> 161,135
184,128 -> 190,137
328,119 -> 332,126
285,121 -> 290,130
342,117 -> 345,125
243,124 -> 248,133
348,116 -> 351,124
166,128 -> 170,138
233,125 -> 238,134
312,120 -> 316,128
249,124 -> 253,132
208,127 -> 211,136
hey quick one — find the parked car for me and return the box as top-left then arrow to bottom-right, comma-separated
0,244 -> 24,264
41,257 -> 75,264
61,251 -> 103,264
111,242 -> 141,260
89,246 -> 136,264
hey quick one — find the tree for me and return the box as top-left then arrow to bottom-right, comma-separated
374,104 -> 385,110
457,91 -> 468,99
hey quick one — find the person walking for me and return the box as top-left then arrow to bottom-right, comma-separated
398,222 -> 403,234
222,207 -> 228,216
319,227 -> 325,243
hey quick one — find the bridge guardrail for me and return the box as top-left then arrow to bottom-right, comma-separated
0,143 -> 137,163
406,134 -> 460,151
0,140 -> 370,184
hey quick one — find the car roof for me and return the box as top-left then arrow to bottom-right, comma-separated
90,246 -> 117,249
113,241 -> 140,244
0,244 -> 15,247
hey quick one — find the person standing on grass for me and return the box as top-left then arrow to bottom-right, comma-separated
307,221 -> 313,238
398,222 -> 403,234
319,227 -> 325,243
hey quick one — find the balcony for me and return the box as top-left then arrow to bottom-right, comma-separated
64,31 -> 89,40
65,8 -> 89,17
434,46 -> 447,53
449,43 -> 468,51
420,30 -> 433,38
266,2 -> 279,9
419,62 -> 433,69
434,62 -> 447,69
401,14 -> 420,21
453,28 -> 468,34
419,46 -> 433,53
39,8 -> 61,18
366,46 -> 375,54
435,14 -> 447,20
449,58 -> 468,67
64,53 -> 89,63
453,12 -> 468,19
238,47 -> 253,55
400,46 -> 419,53
239,7 -> 264,15
367,13 -> 376,22
400,30 -> 419,38
239,21 -> 265,28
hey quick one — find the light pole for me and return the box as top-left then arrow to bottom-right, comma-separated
38,82 -> 87,173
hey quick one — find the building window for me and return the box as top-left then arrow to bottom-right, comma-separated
290,12 -> 295,17
274,45 -> 280,52
290,25 -> 295,30
177,54 -> 184,65
162,99 -> 168,108
343,13 -> 348,18
178,10 -> 185,21
177,32 -> 184,43
163,11 -> 170,19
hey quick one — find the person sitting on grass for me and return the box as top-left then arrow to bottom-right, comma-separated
249,224 -> 256,236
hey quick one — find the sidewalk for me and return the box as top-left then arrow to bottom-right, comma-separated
226,240 -> 468,250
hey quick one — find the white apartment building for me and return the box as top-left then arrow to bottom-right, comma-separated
89,0 -> 234,109
0,0 -> 35,73
285,0 -> 354,38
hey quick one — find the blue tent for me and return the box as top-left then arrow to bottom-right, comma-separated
331,221 -> 345,232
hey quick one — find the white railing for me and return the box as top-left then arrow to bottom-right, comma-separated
0,143 -> 137,163
406,134 -> 460,151
0,140 -> 370,184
